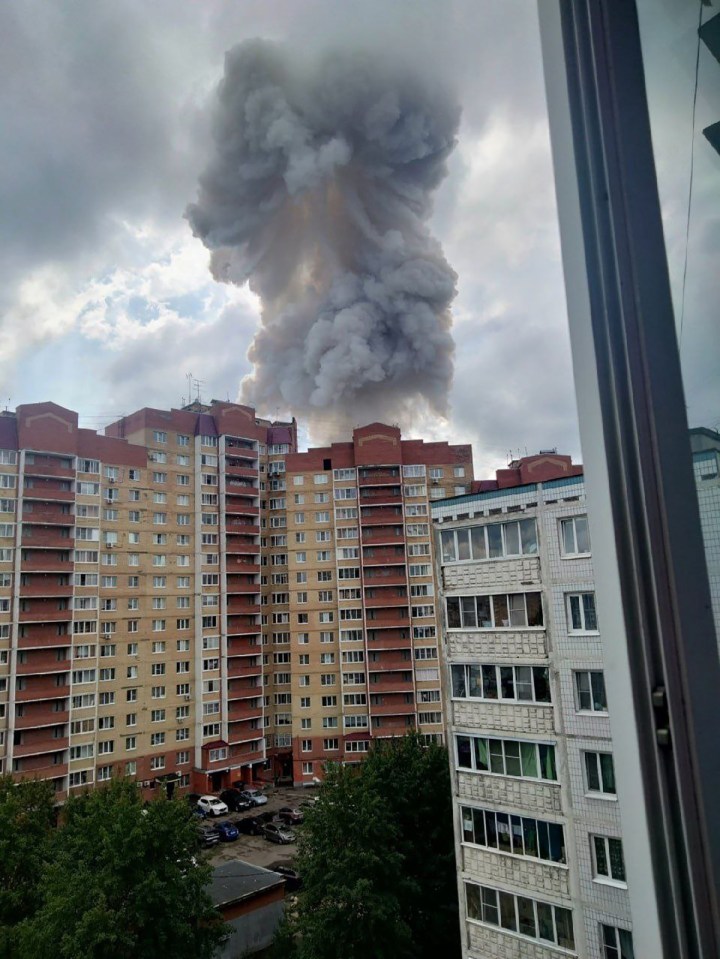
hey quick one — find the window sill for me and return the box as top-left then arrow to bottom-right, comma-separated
575,709 -> 609,717
461,840 -> 569,869
592,876 -> 628,890
585,791 -> 618,802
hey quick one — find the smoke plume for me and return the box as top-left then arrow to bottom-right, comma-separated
186,39 -> 460,435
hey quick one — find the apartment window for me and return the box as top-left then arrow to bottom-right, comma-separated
126,689 -> 137,702
574,670 -> 608,713
414,647 -> 437,661
451,664 -> 551,704
446,592 -> 543,630
465,883 -> 574,951
560,514 -> 591,556
456,735 -> 557,781
296,552 -> 306,563
177,433 -> 190,447
319,611 -> 334,624
322,717 -> 338,728
600,925 -> 634,959
592,835 -> 626,885
150,756 -> 166,771
584,752 -> 616,796
316,530 -> 331,542
151,686 -> 166,699
461,805 -> 566,864
567,593 -> 598,632
153,430 -> 167,443
320,674 -> 336,686
152,472 -> 167,484
440,518 -> 538,564
126,666 -> 138,679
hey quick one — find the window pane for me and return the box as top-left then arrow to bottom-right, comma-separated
481,887 -> 499,925
493,594 -> 509,627
504,521 -> 520,555
520,518 -> 538,554
472,807 -> 486,846
549,822 -> 565,863
539,744 -> 557,780
520,741 -> 539,778
481,664 -> 497,699
504,740 -> 521,777
485,812 -> 498,848
594,835 -> 609,876
461,808 -> 474,843
555,908 -> 574,949
470,525 -> 486,560
537,902 -> 554,942
461,596 -> 477,628
583,592 -> 598,630
456,528 -> 471,561
441,529 -> 456,563
457,736 -> 472,769
499,666 -> 515,699
609,838 -> 626,881
510,815 -> 524,855
600,753 -> 616,793
517,897 -> 536,938
570,594 -> 582,630
533,666 -> 551,703
576,671 -> 592,710
523,818 -> 538,858
585,752 -> 601,791
537,820 -> 550,860
466,883 -> 481,920
526,592 -> 544,627
489,739 -> 504,774
499,891 -> 517,931
447,597 -> 461,628
476,594 -> 492,627
561,518 -> 576,554
575,515 -> 590,552
468,664 -> 483,698
496,812 -> 512,853
451,664 -> 466,698
515,665 -> 533,700
591,671 -> 607,710
487,524 -> 503,558
474,738 -> 489,772
618,929 -> 635,959
508,593 -> 527,627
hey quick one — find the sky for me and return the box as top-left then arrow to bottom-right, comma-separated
0,0 -> 717,480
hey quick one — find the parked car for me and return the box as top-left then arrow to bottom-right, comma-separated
239,787 -> 268,807
269,863 -> 302,892
219,789 -> 252,812
213,820 -> 239,842
187,793 -> 207,819
277,806 -> 304,825
198,824 -> 219,848
262,822 -> 295,844
236,816 -> 265,836
197,795 -> 229,817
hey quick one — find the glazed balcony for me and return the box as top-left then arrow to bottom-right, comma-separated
14,702 -> 69,729
229,739 -> 263,759
21,528 -> 73,549
24,458 -> 74,480
16,650 -> 70,675
361,547 -> 406,567
227,719 -> 263,743
363,568 -> 407,587
16,675 -> 69,703
19,551 -> 72,572
19,575 -> 72,598
21,505 -> 73,525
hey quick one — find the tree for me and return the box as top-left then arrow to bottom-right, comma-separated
0,775 -> 56,955
15,778 -> 226,959
279,733 -> 460,959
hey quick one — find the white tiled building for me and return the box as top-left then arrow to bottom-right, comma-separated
432,454 -> 634,959
691,427 -> 720,640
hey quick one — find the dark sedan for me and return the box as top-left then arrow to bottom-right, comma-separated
236,816 -> 265,836
277,806 -> 304,825
219,789 -> 252,812
213,820 -> 239,842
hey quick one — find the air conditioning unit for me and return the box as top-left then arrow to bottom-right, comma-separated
183,694 -> 191,702
109,478 -> 116,484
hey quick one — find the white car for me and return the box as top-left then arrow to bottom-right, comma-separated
197,795 -> 229,817
241,788 -> 268,807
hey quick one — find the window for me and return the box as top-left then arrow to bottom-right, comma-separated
455,735 -> 557,781
446,592 -> 543,629
601,925 -> 635,959
592,835 -> 626,884
560,514 -> 591,555
440,518 -> 538,563
451,664 -> 551,704
567,593 -> 598,632
461,805 -> 566,864
465,883 -> 574,951
584,752 -> 616,796
574,671 -> 608,712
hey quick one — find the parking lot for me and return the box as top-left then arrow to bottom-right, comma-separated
200,784 -> 315,870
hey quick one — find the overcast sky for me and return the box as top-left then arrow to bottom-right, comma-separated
0,0 -> 716,479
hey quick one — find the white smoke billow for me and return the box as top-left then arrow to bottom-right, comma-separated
186,39 -> 460,435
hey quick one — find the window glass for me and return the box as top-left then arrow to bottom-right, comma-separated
470,525 -> 486,559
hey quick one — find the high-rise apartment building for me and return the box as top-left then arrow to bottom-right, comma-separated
277,423 -> 473,784
432,453 -> 634,959
0,403 -> 472,796
691,427 -> 720,638
0,400 -> 296,799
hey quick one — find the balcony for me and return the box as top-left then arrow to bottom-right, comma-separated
16,676 -> 69,702
14,733 -> 68,758
18,626 -> 70,649
361,547 -> 406,567
364,592 -> 408,608
225,522 -> 259,537
366,631 -> 413,650
19,603 -> 72,623
12,757 -> 68,778
227,661 -> 263,678
20,528 -> 73,549
22,482 -> 74,502
19,551 -> 72,572
360,506 -> 404,523
227,637 -> 261,657
19,575 -> 72,598
227,559 -> 260,575
16,651 -> 70,674
226,597 -> 261,615
369,699 -> 415,716
225,464 -> 258,481
14,703 -> 69,729
227,701 -> 263,722
361,530 -> 405,546
364,612 -> 411,630
21,505 -> 73,525
367,653 -> 413,672
363,568 -> 407,587
228,680 -> 262,701
225,540 -> 260,558
227,616 -> 261,636
368,676 -> 414,694
24,459 -> 74,480
372,718 -> 415,736
358,489 -> 402,505
358,468 -> 401,486
224,500 -> 259,516
226,576 -> 260,596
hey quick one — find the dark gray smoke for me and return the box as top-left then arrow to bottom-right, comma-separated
186,39 -> 460,434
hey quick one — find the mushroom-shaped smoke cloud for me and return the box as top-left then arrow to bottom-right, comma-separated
186,40 -> 460,436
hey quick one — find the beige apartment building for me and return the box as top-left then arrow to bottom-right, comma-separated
0,402 -> 472,797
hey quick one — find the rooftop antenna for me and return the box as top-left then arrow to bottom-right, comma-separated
186,373 -> 193,406
193,378 -> 205,405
